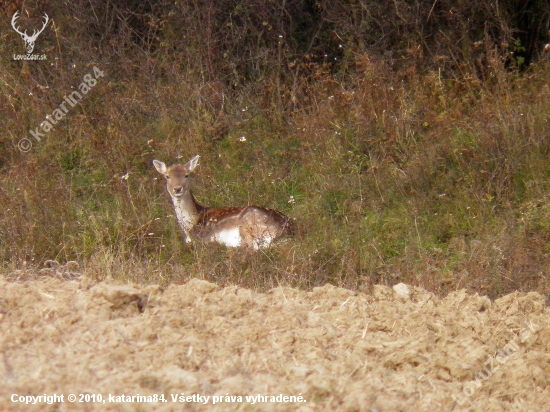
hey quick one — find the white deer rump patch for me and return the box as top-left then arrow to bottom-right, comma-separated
252,235 -> 274,250
213,228 -> 242,248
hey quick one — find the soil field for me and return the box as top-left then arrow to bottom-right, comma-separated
1,273 -> 549,411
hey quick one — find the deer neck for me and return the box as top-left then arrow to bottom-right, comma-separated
171,190 -> 202,235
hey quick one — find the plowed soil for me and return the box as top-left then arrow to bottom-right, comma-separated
1,275 -> 549,411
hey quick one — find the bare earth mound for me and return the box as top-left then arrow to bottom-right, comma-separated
1,275 -> 549,411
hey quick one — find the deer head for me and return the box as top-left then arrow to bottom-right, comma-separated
153,155 -> 200,199
11,11 -> 50,54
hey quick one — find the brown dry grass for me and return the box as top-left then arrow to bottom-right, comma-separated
1,0 -> 550,301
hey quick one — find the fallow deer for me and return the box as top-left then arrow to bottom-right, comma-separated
153,155 -> 294,250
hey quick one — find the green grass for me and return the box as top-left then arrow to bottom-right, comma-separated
1,2 -> 550,301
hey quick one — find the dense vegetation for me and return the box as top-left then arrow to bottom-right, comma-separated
1,0 -> 550,300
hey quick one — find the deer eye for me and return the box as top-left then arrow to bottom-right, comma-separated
185,174 -> 189,178
165,175 -> 170,180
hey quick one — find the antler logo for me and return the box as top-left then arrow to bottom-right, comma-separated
11,11 -> 50,54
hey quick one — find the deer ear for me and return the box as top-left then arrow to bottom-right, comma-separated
186,155 -> 200,172
153,160 -> 167,174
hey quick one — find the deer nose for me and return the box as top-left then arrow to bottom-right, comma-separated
173,186 -> 183,194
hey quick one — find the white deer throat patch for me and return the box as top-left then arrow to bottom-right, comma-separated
172,198 -> 198,234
